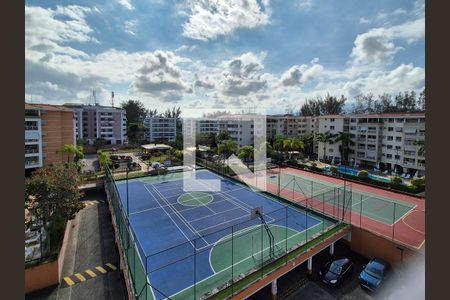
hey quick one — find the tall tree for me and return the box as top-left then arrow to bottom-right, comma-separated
238,145 -> 255,168
58,144 -> 82,163
299,98 -> 322,116
316,132 -> 335,161
417,88 -> 425,111
300,133 -> 315,157
120,100 -> 148,124
216,130 -> 231,144
334,132 -> 354,164
319,94 -> 347,115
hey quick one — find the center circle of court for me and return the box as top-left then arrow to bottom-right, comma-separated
177,191 -> 214,207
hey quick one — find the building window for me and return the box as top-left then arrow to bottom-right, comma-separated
396,136 -> 402,142
387,136 -> 394,141
330,126 -> 335,130
330,118 -> 335,122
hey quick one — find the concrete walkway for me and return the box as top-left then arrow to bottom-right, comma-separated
26,191 -> 127,300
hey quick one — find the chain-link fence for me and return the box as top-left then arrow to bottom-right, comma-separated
104,166 -> 348,300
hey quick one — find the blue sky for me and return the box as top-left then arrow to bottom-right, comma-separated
25,0 -> 424,114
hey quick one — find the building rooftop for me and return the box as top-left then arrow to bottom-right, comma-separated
25,103 -> 74,112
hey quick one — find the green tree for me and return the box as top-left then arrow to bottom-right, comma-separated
120,100 -> 148,124
25,164 -> 84,251
283,138 -> 304,160
315,132 -> 335,161
334,132 -> 354,164
300,133 -> 315,157
217,139 -> 239,168
319,94 -> 347,115
414,139 -> 425,157
127,123 -> 146,144
97,150 -> 111,169
93,138 -> 107,151
272,135 -> 284,151
216,130 -> 231,144
58,144 -> 83,163
238,145 -> 255,168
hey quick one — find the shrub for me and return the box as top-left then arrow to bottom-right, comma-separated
391,176 -> 403,186
357,170 -> 369,179
330,166 -> 338,174
411,176 -> 425,188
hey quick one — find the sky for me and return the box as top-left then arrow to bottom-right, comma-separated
25,0 -> 425,114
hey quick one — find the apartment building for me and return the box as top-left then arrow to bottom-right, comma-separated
25,103 -> 76,171
266,115 -> 317,139
64,104 -> 127,145
144,116 -> 177,143
315,113 -> 425,176
214,114 -> 267,147
197,119 -> 220,135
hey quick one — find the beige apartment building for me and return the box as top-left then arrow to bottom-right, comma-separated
25,103 -> 76,171
316,113 -> 425,176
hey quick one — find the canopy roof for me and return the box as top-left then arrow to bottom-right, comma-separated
141,144 -> 172,151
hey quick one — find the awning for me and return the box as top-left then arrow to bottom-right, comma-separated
141,144 -> 172,151
404,127 -> 417,134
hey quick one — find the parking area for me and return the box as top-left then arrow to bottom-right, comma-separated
248,240 -> 404,300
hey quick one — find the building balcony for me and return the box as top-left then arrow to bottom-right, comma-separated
25,126 -> 39,131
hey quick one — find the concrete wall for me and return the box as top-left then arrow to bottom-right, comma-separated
25,260 -> 59,293
349,227 -> 422,267
25,219 -> 73,294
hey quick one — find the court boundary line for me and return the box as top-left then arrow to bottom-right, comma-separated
147,182 -> 212,249
142,184 -> 196,250
276,172 -> 417,226
189,207 -> 249,224
400,209 -> 425,234
169,221 -> 324,299
129,197 -> 231,216
282,170 -> 418,207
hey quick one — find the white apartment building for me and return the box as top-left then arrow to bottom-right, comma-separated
144,116 -> 177,143
64,104 -> 127,145
266,115 -> 317,139
25,110 -> 43,169
315,113 -> 425,176
197,119 -> 220,135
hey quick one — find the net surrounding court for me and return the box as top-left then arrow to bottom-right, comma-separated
105,168 -> 341,300
259,167 -> 425,249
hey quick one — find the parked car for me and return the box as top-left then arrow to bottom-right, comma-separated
359,258 -> 390,291
319,257 -> 354,287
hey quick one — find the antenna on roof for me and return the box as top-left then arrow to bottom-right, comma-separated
111,91 -> 114,107
93,90 -> 97,106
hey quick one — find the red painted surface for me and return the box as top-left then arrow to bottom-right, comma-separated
237,167 -> 425,250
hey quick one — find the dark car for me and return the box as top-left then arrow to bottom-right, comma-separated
319,258 -> 354,287
359,258 -> 390,291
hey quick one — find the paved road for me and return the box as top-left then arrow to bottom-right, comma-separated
82,154 -> 98,173
26,191 -> 127,300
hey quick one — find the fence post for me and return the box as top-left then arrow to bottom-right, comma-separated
359,194 -> 363,228
194,238 -> 197,300
392,203 -> 397,241
231,225 -> 234,297
285,207 -> 288,265
292,178 -> 295,201
260,221 -> 264,278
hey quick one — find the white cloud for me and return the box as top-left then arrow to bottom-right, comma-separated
359,17 -> 370,24
25,5 -> 98,61
350,18 -> 424,65
175,44 -> 197,52
118,0 -> 135,11
182,0 -> 271,41
129,51 -> 192,102
124,19 -> 138,35
280,63 -> 324,86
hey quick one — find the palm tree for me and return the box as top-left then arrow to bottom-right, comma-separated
238,145 -> 254,168
334,132 -> 354,164
59,144 -> 82,163
300,133 -> 315,158
217,139 -> 239,167
283,138 -> 304,160
315,132 -> 335,162
414,139 -> 425,157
